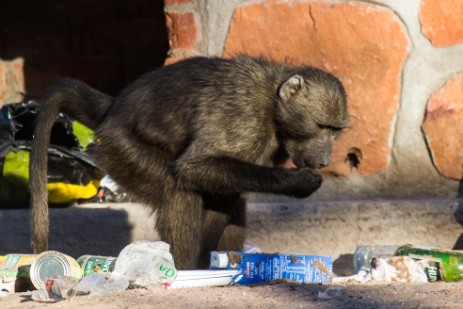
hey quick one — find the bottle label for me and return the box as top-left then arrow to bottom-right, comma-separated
422,260 -> 442,282
77,256 -> 116,276
400,251 -> 443,281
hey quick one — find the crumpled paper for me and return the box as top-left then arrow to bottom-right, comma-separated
333,256 -> 428,284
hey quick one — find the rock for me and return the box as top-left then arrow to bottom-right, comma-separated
420,0 -> 463,47
165,12 -> 197,50
422,75 -> 463,180
0,58 -> 25,107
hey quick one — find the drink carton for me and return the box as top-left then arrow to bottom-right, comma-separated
210,251 -> 332,285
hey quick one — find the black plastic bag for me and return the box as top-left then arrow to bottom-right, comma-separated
0,101 -> 102,208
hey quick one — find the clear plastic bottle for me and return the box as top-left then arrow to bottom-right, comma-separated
353,245 -> 400,273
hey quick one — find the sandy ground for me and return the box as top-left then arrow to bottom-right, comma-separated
2,199 -> 463,308
2,280 -> 463,309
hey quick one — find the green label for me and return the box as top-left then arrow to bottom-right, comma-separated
0,268 -> 20,278
0,266 -> 30,279
77,256 -> 116,276
423,261 -> 442,282
159,260 -> 176,278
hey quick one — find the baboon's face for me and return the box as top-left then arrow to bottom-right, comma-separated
277,72 -> 349,169
285,127 -> 342,168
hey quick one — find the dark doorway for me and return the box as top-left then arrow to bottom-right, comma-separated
0,0 -> 169,98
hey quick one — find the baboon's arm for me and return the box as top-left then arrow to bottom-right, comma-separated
174,156 -> 322,198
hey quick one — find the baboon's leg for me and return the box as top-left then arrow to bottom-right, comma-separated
216,197 -> 246,252
198,195 -> 246,268
198,210 -> 228,269
95,131 -> 208,269
155,190 -> 204,270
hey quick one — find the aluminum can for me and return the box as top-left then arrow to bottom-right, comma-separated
29,251 -> 83,289
77,255 -> 117,276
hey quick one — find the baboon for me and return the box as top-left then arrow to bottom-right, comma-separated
30,55 -> 349,269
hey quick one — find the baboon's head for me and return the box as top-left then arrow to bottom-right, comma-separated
276,69 -> 349,169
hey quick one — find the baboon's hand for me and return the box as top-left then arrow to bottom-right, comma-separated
279,168 -> 323,198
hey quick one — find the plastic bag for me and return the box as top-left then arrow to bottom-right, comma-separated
113,240 -> 177,288
67,273 -> 129,298
31,276 -> 79,302
31,273 -> 129,302
0,101 -> 101,207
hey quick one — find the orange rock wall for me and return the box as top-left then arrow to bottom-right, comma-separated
223,1 -> 409,177
162,0 -> 463,198
422,76 -> 463,180
420,0 -> 463,47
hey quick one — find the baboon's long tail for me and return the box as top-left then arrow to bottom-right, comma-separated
30,78 -> 112,253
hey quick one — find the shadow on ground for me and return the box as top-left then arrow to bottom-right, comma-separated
0,207 -> 133,257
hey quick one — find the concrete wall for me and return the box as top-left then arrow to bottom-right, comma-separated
164,0 -> 463,200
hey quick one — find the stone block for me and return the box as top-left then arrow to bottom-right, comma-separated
224,0 -> 410,176
165,12 -> 197,49
0,58 -> 25,106
422,76 -> 463,180
420,0 -> 463,47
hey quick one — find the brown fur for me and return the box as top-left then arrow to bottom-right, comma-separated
29,55 -> 349,269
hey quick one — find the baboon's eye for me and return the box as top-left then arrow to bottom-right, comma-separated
333,129 -> 343,138
317,124 -> 343,138
317,124 -> 340,131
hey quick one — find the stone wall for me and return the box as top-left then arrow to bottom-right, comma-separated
1,1 -> 461,200
0,58 -> 25,107
164,0 -> 463,200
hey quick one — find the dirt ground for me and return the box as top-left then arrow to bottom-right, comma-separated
2,280 -> 463,308
2,199 -> 463,308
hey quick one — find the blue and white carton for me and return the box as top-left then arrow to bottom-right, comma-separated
210,251 -> 332,285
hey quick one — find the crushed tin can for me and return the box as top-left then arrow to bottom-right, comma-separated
0,254 -> 36,277
0,254 -> 37,292
29,251 -> 83,290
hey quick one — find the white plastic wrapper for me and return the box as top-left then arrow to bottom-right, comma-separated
68,273 -> 129,298
370,256 -> 428,283
31,276 -> 79,302
99,175 -> 120,193
32,274 -> 129,302
333,256 -> 428,284
113,240 -> 177,287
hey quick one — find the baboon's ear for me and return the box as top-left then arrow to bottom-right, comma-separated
278,75 -> 304,101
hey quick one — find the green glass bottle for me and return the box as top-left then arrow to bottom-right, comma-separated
395,245 -> 463,282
